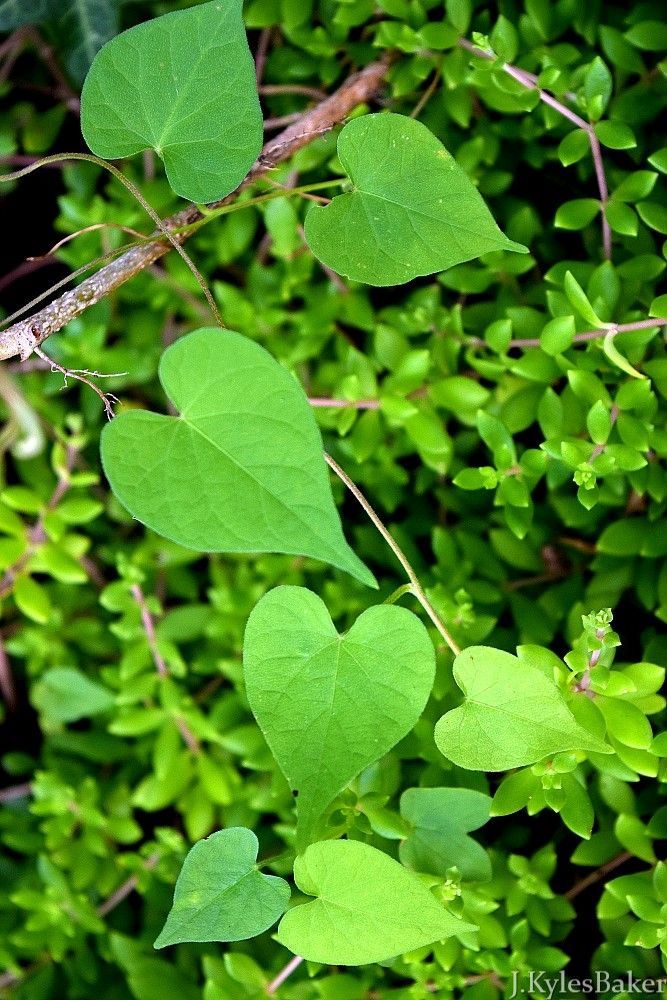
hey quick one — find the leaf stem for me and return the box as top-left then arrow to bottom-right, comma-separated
266,954 -> 304,995
383,583 -> 413,606
97,853 -> 159,917
0,853 -> 160,990
324,453 -> 460,656
0,636 -> 17,713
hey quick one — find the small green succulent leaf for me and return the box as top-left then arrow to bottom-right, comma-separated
244,586 -> 435,849
101,330 -> 374,587
399,787 -> 492,881
154,828 -> 290,948
563,271 -> 606,328
32,667 -> 115,725
304,113 -> 527,286
434,646 -> 611,770
80,0 -> 263,203
275,839 -> 475,964
603,332 -> 647,379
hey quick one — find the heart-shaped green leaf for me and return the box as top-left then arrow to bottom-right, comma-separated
154,827 -> 290,948
244,586 -> 435,849
304,113 -> 527,286
434,646 -> 612,771
100,329 -> 374,587
275,839 -> 475,965
400,787 -> 492,881
80,1 -> 263,203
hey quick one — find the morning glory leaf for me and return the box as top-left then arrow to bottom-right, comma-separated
101,329 -> 374,587
154,828 -> 290,948
244,586 -> 435,849
400,787 -> 492,881
304,113 -> 527,286
276,840 -> 474,965
80,0 -> 263,203
434,647 -> 611,770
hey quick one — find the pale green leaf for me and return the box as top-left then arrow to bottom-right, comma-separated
563,270 -> 606,328
434,646 -> 611,770
603,332 -> 647,380
275,840 -> 474,964
154,828 -> 290,948
101,330 -> 374,587
399,787 -> 492,880
32,667 -> 115,724
244,586 -> 435,848
81,1 -> 263,203
304,113 -> 527,286
540,315 -> 575,356
13,575 -> 51,624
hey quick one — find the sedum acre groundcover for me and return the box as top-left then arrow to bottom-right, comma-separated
0,0 -> 667,996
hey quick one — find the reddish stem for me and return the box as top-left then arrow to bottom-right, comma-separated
507,316 -> 667,350
309,397 -> 380,409
459,38 -> 612,259
266,955 -> 304,995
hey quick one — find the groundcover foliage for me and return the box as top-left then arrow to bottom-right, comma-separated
0,0 -> 667,997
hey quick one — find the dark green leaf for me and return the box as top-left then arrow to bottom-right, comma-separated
154,828 -> 290,947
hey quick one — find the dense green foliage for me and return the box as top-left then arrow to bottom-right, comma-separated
1,0 -> 667,998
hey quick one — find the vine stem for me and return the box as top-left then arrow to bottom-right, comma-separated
0,152 -> 222,328
309,397 -> 380,409
130,583 -> 200,753
324,453 -> 461,656
266,954 -> 304,995
505,316 -> 667,349
0,57 -> 390,362
458,38 -> 612,260
565,851 -> 633,900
